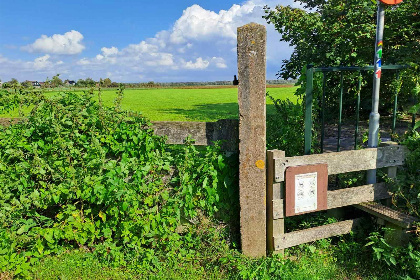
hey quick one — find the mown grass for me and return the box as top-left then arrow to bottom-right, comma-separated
0,86 -> 299,121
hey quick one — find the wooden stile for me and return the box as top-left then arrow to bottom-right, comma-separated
268,143 -> 416,254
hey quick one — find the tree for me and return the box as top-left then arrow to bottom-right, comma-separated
102,78 -> 112,88
43,77 -> 51,88
264,0 -> 420,114
264,0 -> 419,78
51,74 -> 63,88
22,80 -> 33,88
5,78 -> 20,90
76,79 -> 86,87
84,78 -> 96,87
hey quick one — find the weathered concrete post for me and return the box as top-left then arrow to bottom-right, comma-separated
237,23 -> 267,257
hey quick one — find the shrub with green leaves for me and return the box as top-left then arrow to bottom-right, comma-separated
366,231 -> 420,279
0,90 -> 237,276
266,92 -> 318,156
386,130 -> 420,218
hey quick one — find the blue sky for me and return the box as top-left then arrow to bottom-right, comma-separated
0,0 -> 296,82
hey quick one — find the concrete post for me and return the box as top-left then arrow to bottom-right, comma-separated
237,23 -> 267,257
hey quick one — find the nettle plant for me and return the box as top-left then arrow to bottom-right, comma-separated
0,89 -> 237,276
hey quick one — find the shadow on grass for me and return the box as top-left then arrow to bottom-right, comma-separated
158,103 -> 278,122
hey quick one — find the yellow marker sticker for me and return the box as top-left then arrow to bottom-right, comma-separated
251,40 -> 255,44
256,160 -> 265,169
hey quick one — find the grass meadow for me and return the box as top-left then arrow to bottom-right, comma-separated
0,86 -> 299,121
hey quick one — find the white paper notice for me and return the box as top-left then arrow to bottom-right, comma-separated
295,172 -> 317,214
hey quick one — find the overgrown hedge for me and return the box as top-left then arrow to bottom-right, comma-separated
0,90 -> 238,276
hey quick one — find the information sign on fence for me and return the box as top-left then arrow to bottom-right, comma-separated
285,164 -> 328,216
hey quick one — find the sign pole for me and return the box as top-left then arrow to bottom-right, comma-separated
367,2 -> 385,184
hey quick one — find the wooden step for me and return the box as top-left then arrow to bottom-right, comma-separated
355,202 -> 418,228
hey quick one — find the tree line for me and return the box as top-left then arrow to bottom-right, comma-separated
1,76 -> 297,89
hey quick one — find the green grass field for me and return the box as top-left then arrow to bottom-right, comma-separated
1,86 -> 299,122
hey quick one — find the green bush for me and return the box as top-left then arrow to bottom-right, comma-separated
0,90 -> 238,276
365,128 -> 420,279
266,91 -> 319,156
267,93 -> 306,156
366,231 -> 420,279
386,131 -> 420,218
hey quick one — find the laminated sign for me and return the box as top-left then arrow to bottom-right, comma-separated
285,164 -> 328,216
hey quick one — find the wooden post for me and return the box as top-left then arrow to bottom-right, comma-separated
267,150 -> 285,255
237,22 -> 267,257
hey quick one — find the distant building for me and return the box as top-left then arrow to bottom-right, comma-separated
64,80 -> 76,86
31,81 -> 41,88
23,81 -> 41,88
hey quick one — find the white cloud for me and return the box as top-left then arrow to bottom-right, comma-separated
1,1 -> 298,82
144,53 -> 174,67
77,58 -> 91,65
22,30 -> 85,55
73,1 -> 271,78
183,57 -> 210,70
124,42 -> 159,55
0,54 -> 65,80
211,57 -> 227,69
33,54 -> 53,69
169,3 -> 259,44
23,54 -> 63,71
101,46 -> 119,56
29,55 -> 64,71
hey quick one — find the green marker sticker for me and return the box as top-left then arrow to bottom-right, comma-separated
377,49 -> 382,59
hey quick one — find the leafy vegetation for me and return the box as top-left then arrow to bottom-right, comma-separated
0,89 -> 238,277
388,131 -> 420,218
266,92 -> 308,156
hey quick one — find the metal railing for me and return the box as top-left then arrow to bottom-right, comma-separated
304,64 -> 410,155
